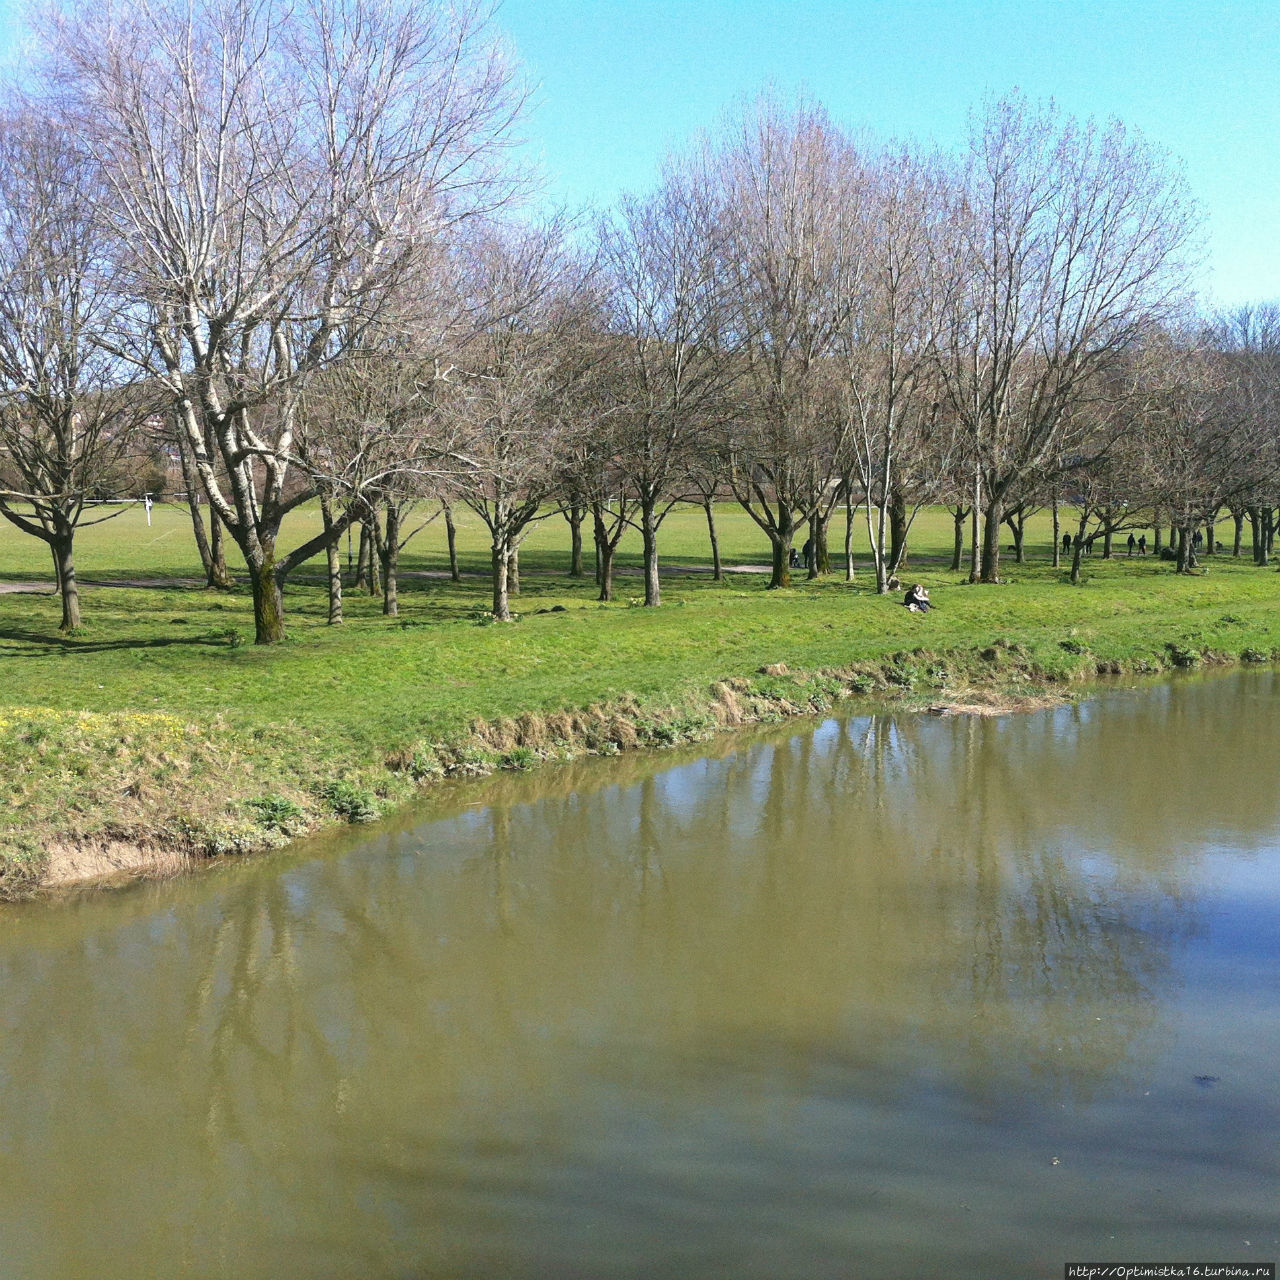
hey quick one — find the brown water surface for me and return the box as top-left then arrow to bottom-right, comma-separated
2,671 -> 1279,1278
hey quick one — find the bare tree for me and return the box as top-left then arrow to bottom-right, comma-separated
0,106 -> 156,631
597,155 -> 729,606
1140,331 -> 1257,574
1210,305 -> 1280,566
710,95 -> 859,588
933,93 -> 1198,583
48,0 -> 527,641
840,148 -> 957,591
445,224 -> 600,621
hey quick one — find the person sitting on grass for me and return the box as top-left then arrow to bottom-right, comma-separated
903,583 -> 931,613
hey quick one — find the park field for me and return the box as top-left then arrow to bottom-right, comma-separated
2,499 -> 1278,895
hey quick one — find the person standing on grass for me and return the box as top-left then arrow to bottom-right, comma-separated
1062,532 -> 1072,554
1127,533 -> 1136,557
1139,534 -> 1147,555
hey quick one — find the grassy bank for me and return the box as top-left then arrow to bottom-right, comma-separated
3,502 -> 1278,896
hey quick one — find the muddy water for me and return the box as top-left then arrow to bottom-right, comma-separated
2,672 -> 1279,1279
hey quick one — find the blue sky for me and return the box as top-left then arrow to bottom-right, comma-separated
0,0 -> 1273,307
497,0 -> 1279,310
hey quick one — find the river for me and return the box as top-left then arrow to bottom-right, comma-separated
2,671 -> 1278,1278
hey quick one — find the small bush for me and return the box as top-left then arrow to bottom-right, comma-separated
245,794 -> 307,835
1166,643 -> 1201,669
176,815 -> 279,857
503,746 -> 537,770
316,779 -> 381,823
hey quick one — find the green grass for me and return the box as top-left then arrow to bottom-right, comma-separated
2,499 -> 1277,892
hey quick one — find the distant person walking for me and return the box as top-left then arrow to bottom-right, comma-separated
1062,532 -> 1072,554
801,537 -> 814,571
1138,534 -> 1147,555
1126,533 -> 1136,557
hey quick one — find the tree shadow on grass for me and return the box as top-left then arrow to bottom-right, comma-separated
0,626 -> 236,656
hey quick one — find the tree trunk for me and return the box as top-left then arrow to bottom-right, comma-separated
1051,497 -> 1061,568
356,521 -> 372,590
1004,509 -> 1026,562
444,503 -> 461,583
979,496 -> 1003,583
598,540 -> 615,601
366,521 -> 382,596
175,425 -> 216,583
1204,516 -> 1216,555
1175,525 -> 1197,574
382,503 -> 400,617
565,504 -> 586,578
968,470 -> 981,583
250,555 -> 286,644
1232,509 -> 1244,557
53,533 -> 80,632
207,507 -> 231,589
491,542 -> 511,621
843,489 -> 856,582
509,545 -> 520,595
641,497 -> 660,607
1153,518 -> 1163,556
704,499 -> 723,582
177,418 -> 232,587
766,503 -> 797,589
1102,527 -> 1113,559
770,536 -> 791,589
887,489 -> 908,576
811,508 -> 832,577
950,508 -> 966,572
320,495 -> 343,625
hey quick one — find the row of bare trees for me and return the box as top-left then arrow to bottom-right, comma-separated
0,0 -> 1276,641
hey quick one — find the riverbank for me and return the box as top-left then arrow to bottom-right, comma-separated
3,504 -> 1279,897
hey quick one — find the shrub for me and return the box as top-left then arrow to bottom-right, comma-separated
245,794 -> 307,835
316,779 -> 381,823
175,815 -> 280,857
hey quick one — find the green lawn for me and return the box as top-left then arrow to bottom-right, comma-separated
2,499 -> 1276,892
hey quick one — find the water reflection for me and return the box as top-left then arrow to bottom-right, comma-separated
2,671 -> 1279,1278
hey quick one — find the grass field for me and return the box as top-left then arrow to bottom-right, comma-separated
3,499 -> 1278,894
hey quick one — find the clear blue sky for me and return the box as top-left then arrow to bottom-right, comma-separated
0,0 -> 1273,307
497,0 -> 1279,310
